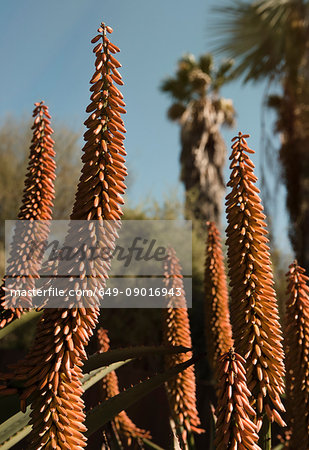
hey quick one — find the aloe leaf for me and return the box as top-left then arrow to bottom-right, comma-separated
142,438 -> 166,450
83,359 -> 132,391
0,310 -> 42,340
0,406 -> 31,448
0,359 -> 132,447
85,356 -> 196,437
1,346 -> 189,394
0,348 -> 192,446
84,345 -> 190,373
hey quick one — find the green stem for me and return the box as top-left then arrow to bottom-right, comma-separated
259,416 -> 271,450
142,438 -> 165,450
209,402 -> 216,450
187,431 -> 196,450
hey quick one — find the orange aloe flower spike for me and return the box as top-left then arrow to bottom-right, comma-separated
226,132 -> 285,429
0,101 -> 56,329
8,23 -> 127,449
162,248 -> 204,442
204,221 -> 233,371
215,348 -> 261,450
284,261 -> 309,449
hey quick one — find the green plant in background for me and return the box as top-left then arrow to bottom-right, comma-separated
0,118 -> 81,240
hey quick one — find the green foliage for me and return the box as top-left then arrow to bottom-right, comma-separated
0,405 -> 31,449
82,361 -> 132,392
142,438 -> 165,450
0,360 -> 132,448
84,345 -> 190,373
0,311 -> 42,342
0,347 -> 194,447
85,356 -> 197,437
0,314 -> 42,351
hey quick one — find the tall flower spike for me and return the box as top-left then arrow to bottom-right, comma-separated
215,349 -> 261,450
97,328 -> 151,446
162,248 -> 204,442
204,221 -> 233,370
0,101 -> 56,329
284,261 -> 309,449
226,133 -> 285,430
8,23 -> 127,449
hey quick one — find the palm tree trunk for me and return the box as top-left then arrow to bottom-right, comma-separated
279,77 -> 309,272
180,98 -> 226,225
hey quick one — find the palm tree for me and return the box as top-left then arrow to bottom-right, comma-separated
161,53 -> 235,225
213,0 -> 309,272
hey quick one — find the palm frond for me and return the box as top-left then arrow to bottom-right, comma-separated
211,0 -> 303,82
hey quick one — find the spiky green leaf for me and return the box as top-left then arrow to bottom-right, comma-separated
85,356 -> 197,437
0,311 -> 42,340
83,345 -> 190,373
0,359 -> 132,447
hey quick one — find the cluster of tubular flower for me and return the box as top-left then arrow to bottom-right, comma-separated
0,101 -> 56,329
225,133 -> 285,430
162,248 -> 203,442
3,23 -> 127,449
204,221 -> 233,371
97,328 -> 151,446
215,349 -> 261,450
284,261 -> 309,449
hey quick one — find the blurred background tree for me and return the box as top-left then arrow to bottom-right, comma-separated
213,0 -> 309,273
161,53 -> 235,226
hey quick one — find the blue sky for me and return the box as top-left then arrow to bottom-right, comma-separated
0,0 -> 292,254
